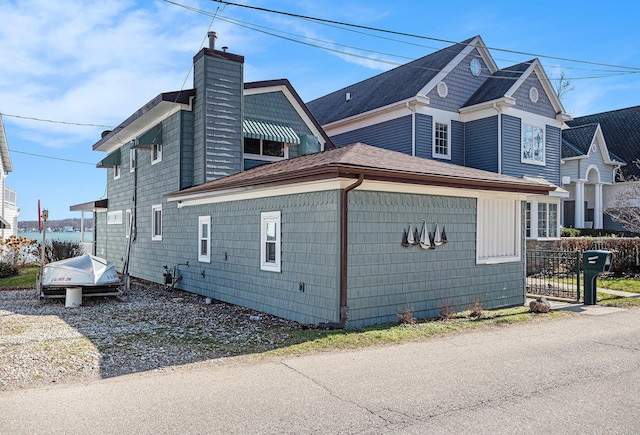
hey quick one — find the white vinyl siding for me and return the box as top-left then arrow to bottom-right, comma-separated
477,197 -> 521,264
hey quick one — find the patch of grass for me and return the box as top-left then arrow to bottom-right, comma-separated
268,306 -> 560,357
598,277 -> 640,293
0,266 -> 39,288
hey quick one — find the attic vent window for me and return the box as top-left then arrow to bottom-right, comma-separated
437,81 -> 448,98
470,59 -> 481,76
346,92 -> 351,101
529,86 -> 539,103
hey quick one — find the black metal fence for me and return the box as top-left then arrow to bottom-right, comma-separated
526,250 -> 581,301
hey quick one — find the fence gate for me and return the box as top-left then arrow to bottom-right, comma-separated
526,250 -> 581,301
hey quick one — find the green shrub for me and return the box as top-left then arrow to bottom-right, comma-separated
0,261 -> 19,278
562,228 -> 581,237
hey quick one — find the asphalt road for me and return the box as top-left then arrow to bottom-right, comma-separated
2,307 -> 640,434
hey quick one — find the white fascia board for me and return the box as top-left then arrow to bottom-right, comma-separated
95,101 -> 191,154
171,177 -> 530,209
245,85 -> 328,150
322,96 -> 429,137
458,97 -> 516,121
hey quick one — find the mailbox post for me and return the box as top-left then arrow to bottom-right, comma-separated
582,250 -> 613,305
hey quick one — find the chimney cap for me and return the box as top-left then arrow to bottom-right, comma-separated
207,31 -> 218,50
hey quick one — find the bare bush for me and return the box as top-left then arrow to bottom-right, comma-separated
397,305 -> 415,325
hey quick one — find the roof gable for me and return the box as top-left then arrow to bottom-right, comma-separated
567,106 -> 640,178
306,36 -> 493,125
463,59 -> 568,119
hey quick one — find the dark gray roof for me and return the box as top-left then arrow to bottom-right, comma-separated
567,106 -> 640,178
463,60 -> 531,107
561,124 -> 598,157
306,37 -> 476,125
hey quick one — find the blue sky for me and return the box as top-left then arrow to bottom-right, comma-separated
1,0 -> 639,221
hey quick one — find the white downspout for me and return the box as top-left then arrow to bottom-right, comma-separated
493,103 -> 502,174
407,102 -> 416,156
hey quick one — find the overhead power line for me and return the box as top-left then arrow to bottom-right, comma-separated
10,149 -> 96,165
0,112 -> 113,128
210,0 -> 640,72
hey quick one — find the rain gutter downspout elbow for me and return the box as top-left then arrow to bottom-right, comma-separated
320,174 -> 364,329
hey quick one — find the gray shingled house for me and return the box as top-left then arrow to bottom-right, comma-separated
79,35 -> 555,328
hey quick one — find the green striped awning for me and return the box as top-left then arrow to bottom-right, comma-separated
96,151 -> 121,168
243,119 -> 300,144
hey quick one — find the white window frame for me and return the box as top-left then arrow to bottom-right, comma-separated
130,148 -> 136,173
198,215 -> 211,263
476,196 -> 521,264
151,143 -> 162,165
107,210 -> 123,225
433,121 -> 451,160
125,209 -> 132,238
151,204 -> 162,241
521,123 -> 545,166
113,165 -> 121,180
527,200 -> 560,240
260,211 -> 281,272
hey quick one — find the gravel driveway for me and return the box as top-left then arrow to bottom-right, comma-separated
0,282 -> 301,392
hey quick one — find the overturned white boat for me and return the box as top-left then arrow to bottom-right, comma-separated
42,254 -> 120,287
38,255 -> 122,305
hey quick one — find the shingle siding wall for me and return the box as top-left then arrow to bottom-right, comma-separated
427,48 -> 492,112
465,116 -> 498,172
501,115 -> 561,185
180,111 -> 195,189
347,190 -> 525,328
193,54 -> 244,185
143,191 -> 341,326
330,115 -> 412,154
512,72 -> 556,118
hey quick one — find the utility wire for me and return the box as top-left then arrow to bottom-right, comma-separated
211,0 -> 640,72
167,3 -> 637,82
10,149 -> 96,165
0,112 -> 113,128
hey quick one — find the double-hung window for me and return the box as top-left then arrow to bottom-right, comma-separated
433,121 -> 450,159
114,165 -> 121,180
522,124 -> 545,164
198,215 -> 211,263
260,211 -> 281,272
151,204 -> 162,241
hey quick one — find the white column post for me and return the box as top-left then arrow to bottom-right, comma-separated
575,180 -> 585,228
594,183 -> 603,229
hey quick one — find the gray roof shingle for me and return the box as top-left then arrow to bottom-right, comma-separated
463,61 -> 531,107
306,37 -> 476,125
567,106 -> 640,178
